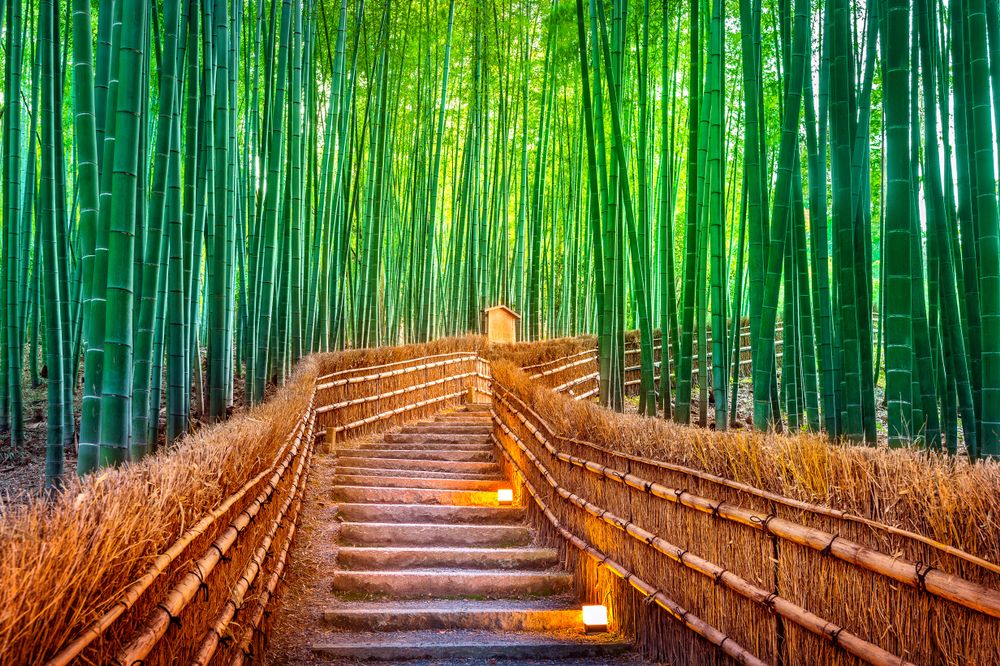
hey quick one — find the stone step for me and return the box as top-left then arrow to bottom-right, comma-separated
401,424 -> 493,434
339,522 -> 532,547
336,447 -> 493,463
333,473 -> 504,491
336,456 -> 500,475
333,485 -> 500,506
350,439 -> 494,452
321,599 -> 580,631
335,464 -> 501,481
434,413 -> 492,421
336,546 -> 557,571
336,503 -> 524,524
331,569 -> 572,598
311,629 -> 630,661
385,431 -> 491,443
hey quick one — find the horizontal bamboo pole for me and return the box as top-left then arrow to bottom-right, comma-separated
495,392 -> 1000,619
44,394 -> 316,666
317,352 -> 478,382
330,389 -> 469,434
553,371 -> 599,394
494,382 -> 1000,576
520,349 -> 598,372
318,371 -> 481,412
228,506 -> 300,666
191,420 -> 314,666
495,443 -> 768,666
493,423 -> 911,666
530,355 -> 597,380
318,354 -> 479,390
114,406 -> 313,664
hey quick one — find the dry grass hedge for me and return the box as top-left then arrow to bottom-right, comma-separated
0,358 -> 319,664
491,358 -> 1000,665
0,337 -> 492,664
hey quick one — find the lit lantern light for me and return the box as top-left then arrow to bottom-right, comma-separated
497,488 -> 514,505
582,605 -> 609,633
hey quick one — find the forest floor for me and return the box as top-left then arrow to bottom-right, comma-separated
624,377 -> 892,445
0,354 -> 250,507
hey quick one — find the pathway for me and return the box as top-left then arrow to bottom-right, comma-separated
266,404 -> 641,664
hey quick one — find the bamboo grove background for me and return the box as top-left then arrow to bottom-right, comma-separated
1,0 -> 999,488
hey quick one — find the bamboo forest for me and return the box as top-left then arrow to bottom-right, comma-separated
0,0 -> 999,492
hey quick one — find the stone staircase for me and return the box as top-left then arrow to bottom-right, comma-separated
313,404 -> 634,663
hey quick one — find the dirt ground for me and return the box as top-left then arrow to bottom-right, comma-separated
0,357 -> 252,507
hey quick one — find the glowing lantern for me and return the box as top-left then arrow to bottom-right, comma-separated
582,605 -> 609,633
497,488 -> 514,505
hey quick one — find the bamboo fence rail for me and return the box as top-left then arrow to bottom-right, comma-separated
492,421 -> 908,666
44,392 -> 316,666
490,370 -> 1000,665
521,324 -> 788,399
316,351 -> 491,442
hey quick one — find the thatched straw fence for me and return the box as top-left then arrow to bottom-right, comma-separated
7,334 -> 997,665
0,336 -> 492,665
490,358 -> 1000,665
520,324 -> 786,400
315,337 -> 491,444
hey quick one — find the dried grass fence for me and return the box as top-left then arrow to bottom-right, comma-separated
0,336 -> 490,665
314,336 -> 491,444
490,359 -> 1000,665
0,358 -> 319,665
520,325 -> 787,400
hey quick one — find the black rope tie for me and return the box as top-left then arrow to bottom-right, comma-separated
915,562 -> 934,593
762,591 -> 778,613
158,602 -> 182,629
643,590 -> 658,605
820,534 -> 839,557
711,501 -> 723,519
673,488 -> 684,503
713,568 -> 726,586
829,626 -> 845,648
751,512 -> 778,536
644,480 -> 654,494
192,567 -> 211,602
